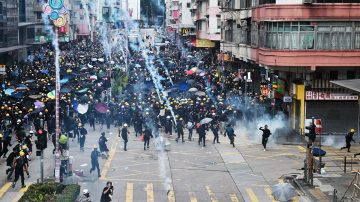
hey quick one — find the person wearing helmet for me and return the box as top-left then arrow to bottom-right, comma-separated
99,132 -> 109,158
341,129 -> 356,153
6,147 -> 17,180
81,189 -> 91,202
12,151 -> 26,188
175,118 -> 185,143
79,124 -> 88,152
90,145 -> 101,177
119,124 -> 129,151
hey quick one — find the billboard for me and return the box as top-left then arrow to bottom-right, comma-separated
123,0 -> 141,20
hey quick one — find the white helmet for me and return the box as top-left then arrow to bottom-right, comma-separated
123,123 -> 128,127
83,189 -> 89,194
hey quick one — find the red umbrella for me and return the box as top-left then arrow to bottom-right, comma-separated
186,70 -> 195,75
95,103 -> 108,113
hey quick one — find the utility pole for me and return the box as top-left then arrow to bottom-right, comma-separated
125,0 -> 129,73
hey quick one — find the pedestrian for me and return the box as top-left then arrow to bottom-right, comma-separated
79,123 -> 87,152
89,112 -> 96,131
186,121 -> 194,141
305,121 -> 316,144
90,145 -> 101,178
12,151 -> 26,188
100,181 -> 114,202
196,123 -> 206,147
341,129 -> 356,153
224,124 -> 236,147
99,132 -> 109,158
165,116 -> 173,136
259,125 -> 271,151
211,121 -> 220,144
119,124 -> 129,151
175,118 -> 185,143
143,127 -> 153,150
6,147 -> 17,180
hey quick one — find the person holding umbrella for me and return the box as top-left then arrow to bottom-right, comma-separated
224,124 -> 236,147
259,125 -> 271,151
196,123 -> 207,147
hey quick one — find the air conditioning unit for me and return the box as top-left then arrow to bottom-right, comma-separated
303,0 -> 313,4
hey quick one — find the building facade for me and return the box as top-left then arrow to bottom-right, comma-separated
220,0 -> 360,134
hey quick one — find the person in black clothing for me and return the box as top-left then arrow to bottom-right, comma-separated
305,122 -> 316,144
79,124 -> 87,152
88,112 -> 96,131
259,125 -> 271,151
119,124 -> 129,151
224,124 -> 236,147
99,132 -> 109,158
90,145 -> 101,177
2,128 -> 12,158
175,118 -> 185,143
197,123 -> 206,147
100,181 -> 113,202
341,129 -> 356,153
6,147 -> 17,180
211,121 -> 220,144
143,127 -> 153,150
12,151 -> 26,188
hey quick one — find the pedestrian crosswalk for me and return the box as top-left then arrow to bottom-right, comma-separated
120,182 -> 300,202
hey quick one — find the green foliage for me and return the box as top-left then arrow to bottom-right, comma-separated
111,70 -> 129,96
18,182 -> 80,202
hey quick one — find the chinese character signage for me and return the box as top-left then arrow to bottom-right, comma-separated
305,91 -> 358,101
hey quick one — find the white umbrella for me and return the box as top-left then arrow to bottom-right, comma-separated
77,104 -> 89,115
195,91 -> 206,96
188,88 -> 198,92
98,58 -> 105,62
87,64 -> 93,68
200,118 -> 213,125
91,58 -> 97,62
110,61 -> 115,64
233,77 -> 240,82
271,183 -> 296,201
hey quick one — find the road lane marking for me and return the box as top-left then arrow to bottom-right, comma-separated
245,188 -> 259,202
0,182 -> 12,198
264,188 -> 277,202
126,183 -> 133,202
189,192 -> 197,202
100,138 -> 119,180
229,193 -> 239,202
206,185 -> 218,202
147,183 -> 154,202
167,187 -> 175,202
297,146 -> 306,152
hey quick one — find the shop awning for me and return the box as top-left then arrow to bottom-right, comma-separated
0,45 -> 31,54
331,79 -> 360,93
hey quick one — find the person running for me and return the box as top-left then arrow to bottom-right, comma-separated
12,151 -> 26,188
175,118 -> 185,143
99,132 -> 109,158
211,121 -> 220,144
119,124 -> 129,151
100,181 -> 114,202
341,129 -> 356,153
90,145 -> 101,178
79,123 -> 87,152
6,147 -> 17,180
259,125 -> 271,151
186,121 -> 194,141
224,124 -> 236,147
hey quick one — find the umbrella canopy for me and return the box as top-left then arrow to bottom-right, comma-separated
29,94 -> 43,99
34,101 -> 45,108
47,91 -> 55,99
200,118 -> 213,125
88,75 -> 97,81
95,103 -> 108,113
198,71 -> 206,77
77,88 -> 89,93
60,78 -> 69,84
186,70 -> 195,75
135,64 -> 141,68
16,84 -> 29,91
188,87 -> 198,92
11,92 -> 24,99
195,91 -> 206,96
77,104 -> 89,114
5,88 -> 15,95
98,58 -> 105,62
271,183 -> 296,201
60,88 -> 71,94
25,79 -> 36,83
40,69 -> 49,74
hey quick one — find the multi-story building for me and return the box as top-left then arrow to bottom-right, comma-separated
190,0 -> 221,48
220,0 -> 360,134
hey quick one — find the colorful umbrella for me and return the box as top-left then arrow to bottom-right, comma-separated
47,90 -> 55,99
16,84 -> 29,91
60,78 -> 69,84
25,79 -> 36,83
88,75 -> 97,81
34,101 -> 45,108
95,103 -> 108,113
5,88 -> 15,95
186,70 -> 195,75
29,94 -> 43,99
200,118 -> 213,125
77,88 -> 89,93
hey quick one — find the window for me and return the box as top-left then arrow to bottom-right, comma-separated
187,3 -> 190,8
36,12 -> 42,20
0,2 -> 2,15
330,71 -> 338,80
347,71 -> 356,79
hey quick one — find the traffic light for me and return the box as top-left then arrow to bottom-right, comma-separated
35,129 -> 47,150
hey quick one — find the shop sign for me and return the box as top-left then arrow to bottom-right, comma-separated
305,91 -> 358,101
195,39 -> 215,48
283,96 -> 292,103
180,28 -> 189,36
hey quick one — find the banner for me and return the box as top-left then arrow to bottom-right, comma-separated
195,39 -> 215,48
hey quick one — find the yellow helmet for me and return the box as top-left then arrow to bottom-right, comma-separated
22,145 -> 28,150
93,145 -> 98,149
0,134 -> 3,138
19,151 -> 25,157
351,129 -> 356,133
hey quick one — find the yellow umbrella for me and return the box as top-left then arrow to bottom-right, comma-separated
47,90 -> 55,99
